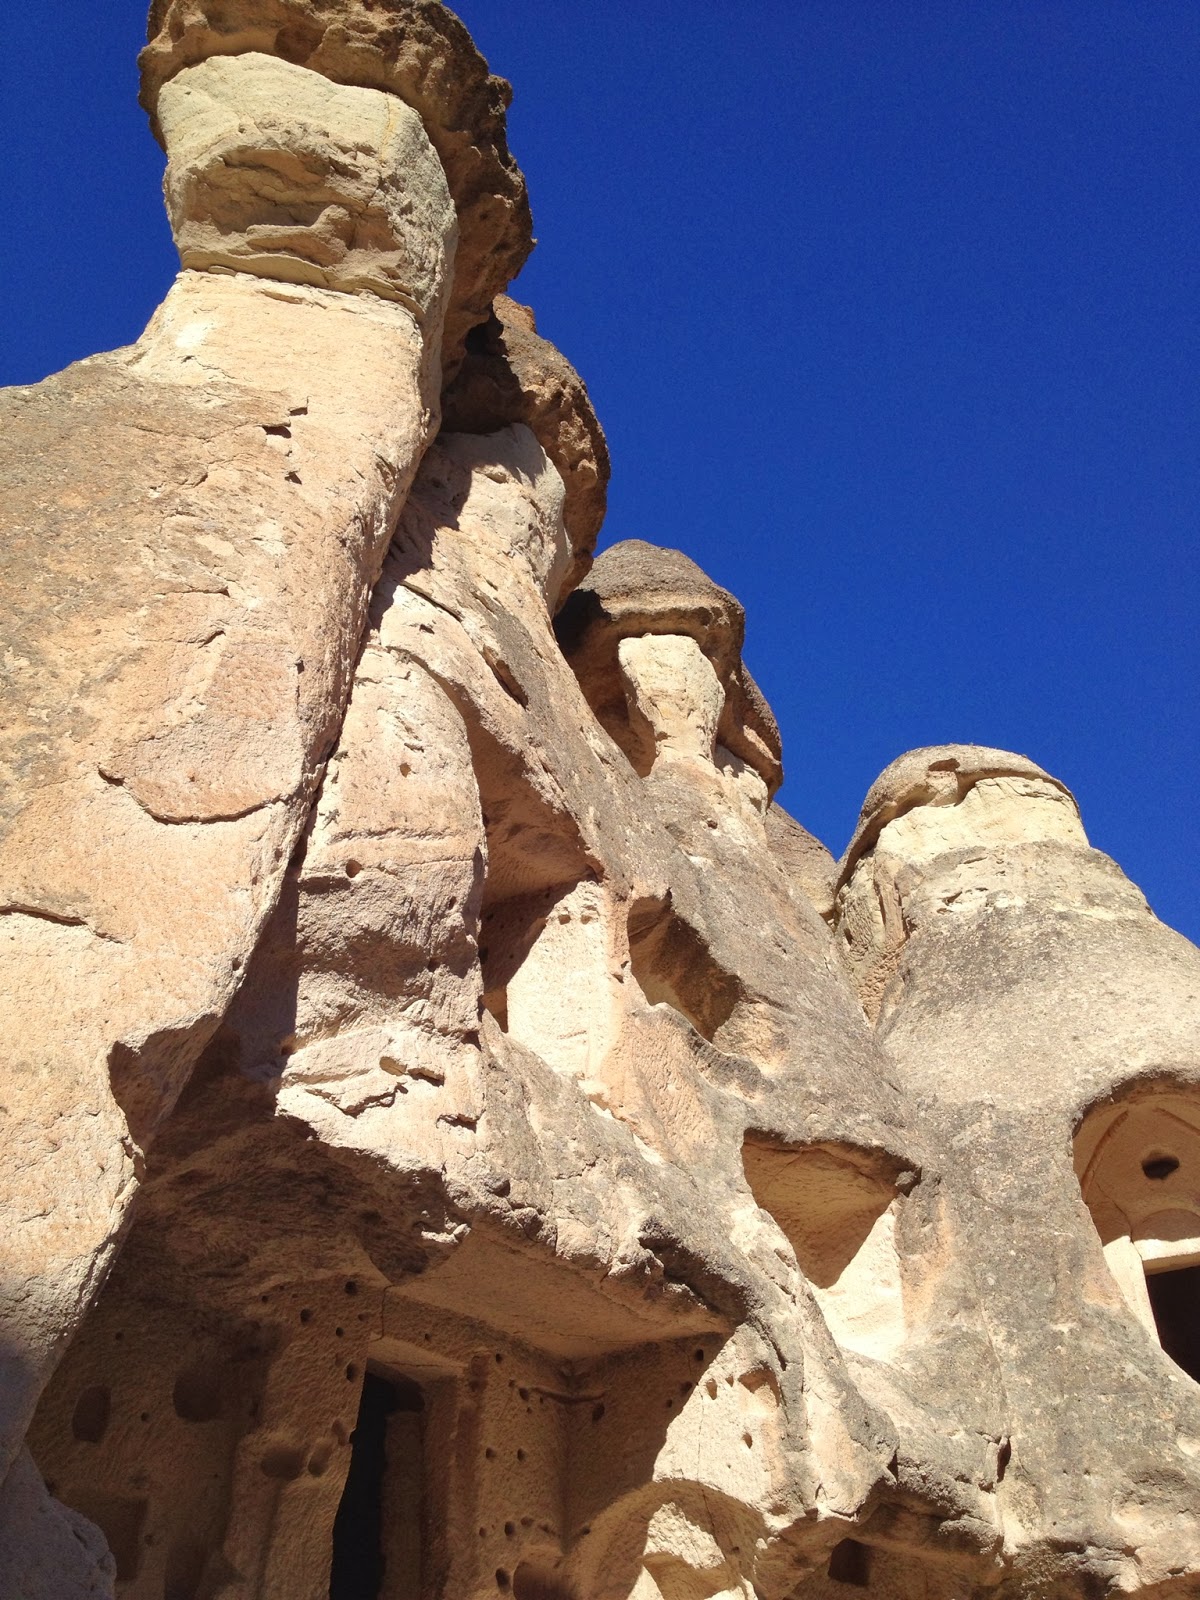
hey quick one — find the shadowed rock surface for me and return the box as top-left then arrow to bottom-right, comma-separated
2,9 -> 1199,1600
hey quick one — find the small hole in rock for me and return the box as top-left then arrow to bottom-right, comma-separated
72,1386 -> 111,1444
173,1368 -> 222,1424
1143,1154 -> 1180,1180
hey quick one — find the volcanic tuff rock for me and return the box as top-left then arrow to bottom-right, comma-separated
442,295 -> 611,595
2,7 -> 1200,1600
141,0 -> 532,375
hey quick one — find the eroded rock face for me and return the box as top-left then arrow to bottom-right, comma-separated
0,23 -> 453,1504
141,0 -> 532,374
832,744 -> 1200,1595
4,9 -> 1200,1600
158,53 -> 455,320
442,295 -> 611,596
556,539 -> 784,794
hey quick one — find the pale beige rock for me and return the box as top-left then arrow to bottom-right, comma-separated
556,540 -> 784,794
159,53 -> 455,321
0,1449 -> 113,1600
763,801 -> 838,920
0,35 -> 453,1499
832,744 -> 1200,1595
836,744 -> 1089,1020
18,420 -> 912,1600
618,634 -> 726,769
442,294 -> 611,594
140,0 -> 533,374
7,10 -> 1200,1600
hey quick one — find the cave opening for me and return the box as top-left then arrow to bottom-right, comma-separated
1147,1264 -> 1200,1383
827,1538 -> 871,1587
329,1368 -> 425,1600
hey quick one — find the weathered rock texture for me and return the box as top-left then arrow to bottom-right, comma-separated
2,9 -> 1199,1600
141,0 -> 532,375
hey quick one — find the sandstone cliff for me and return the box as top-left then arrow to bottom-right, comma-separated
2,7 -> 1199,1600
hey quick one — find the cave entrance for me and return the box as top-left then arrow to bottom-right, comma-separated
330,1368 -> 425,1600
1146,1264 -> 1200,1384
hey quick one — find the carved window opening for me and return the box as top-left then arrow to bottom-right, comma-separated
1075,1090 -> 1200,1377
68,1493 -> 148,1582
330,1368 -> 425,1600
1146,1265 -> 1200,1384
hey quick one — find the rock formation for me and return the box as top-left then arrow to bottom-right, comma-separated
1,7 -> 1198,1599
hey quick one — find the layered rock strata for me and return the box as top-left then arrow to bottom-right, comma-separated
2,7 -> 1199,1600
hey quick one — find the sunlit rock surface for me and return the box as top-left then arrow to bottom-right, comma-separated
2,7 -> 1199,1599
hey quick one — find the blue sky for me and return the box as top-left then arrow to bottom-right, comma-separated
2,3 -> 1197,940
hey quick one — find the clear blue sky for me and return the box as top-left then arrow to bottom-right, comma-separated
2,3 -> 1197,940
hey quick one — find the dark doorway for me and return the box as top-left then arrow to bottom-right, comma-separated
827,1538 -> 871,1587
1147,1264 -> 1200,1383
330,1370 -> 424,1600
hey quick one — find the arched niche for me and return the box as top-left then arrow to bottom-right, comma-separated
1075,1086 -> 1200,1381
